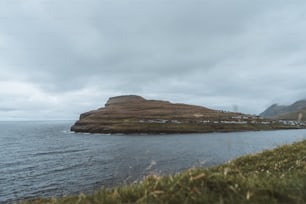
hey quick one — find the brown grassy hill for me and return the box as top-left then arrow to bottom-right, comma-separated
71,95 -> 302,134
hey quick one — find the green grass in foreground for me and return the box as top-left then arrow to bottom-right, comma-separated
22,140 -> 306,204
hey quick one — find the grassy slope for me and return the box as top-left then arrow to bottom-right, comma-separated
22,140 -> 306,204
77,119 -> 303,134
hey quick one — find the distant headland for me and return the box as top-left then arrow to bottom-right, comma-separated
71,95 -> 305,134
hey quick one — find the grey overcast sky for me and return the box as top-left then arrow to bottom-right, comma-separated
1,0 -> 306,120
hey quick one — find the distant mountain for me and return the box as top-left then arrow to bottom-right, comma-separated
260,100 -> 306,120
275,108 -> 306,121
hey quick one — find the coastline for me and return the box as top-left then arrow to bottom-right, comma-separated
21,139 -> 306,204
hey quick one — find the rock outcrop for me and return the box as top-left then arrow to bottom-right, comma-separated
71,95 -> 304,134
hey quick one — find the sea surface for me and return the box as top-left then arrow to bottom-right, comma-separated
1,121 -> 306,203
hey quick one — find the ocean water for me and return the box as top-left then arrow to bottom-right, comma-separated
1,121 -> 306,203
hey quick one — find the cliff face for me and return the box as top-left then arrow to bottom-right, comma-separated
260,100 -> 306,120
71,95 -> 304,134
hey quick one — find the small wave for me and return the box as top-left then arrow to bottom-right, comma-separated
32,149 -> 87,156
30,185 -> 62,197
145,160 -> 157,170
61,130 -> 75,134
48,163 -> 86,173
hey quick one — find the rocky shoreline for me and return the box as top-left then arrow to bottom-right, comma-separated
71,95 -> 305,134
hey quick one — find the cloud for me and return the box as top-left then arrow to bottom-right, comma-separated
1,0 -> 306,119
